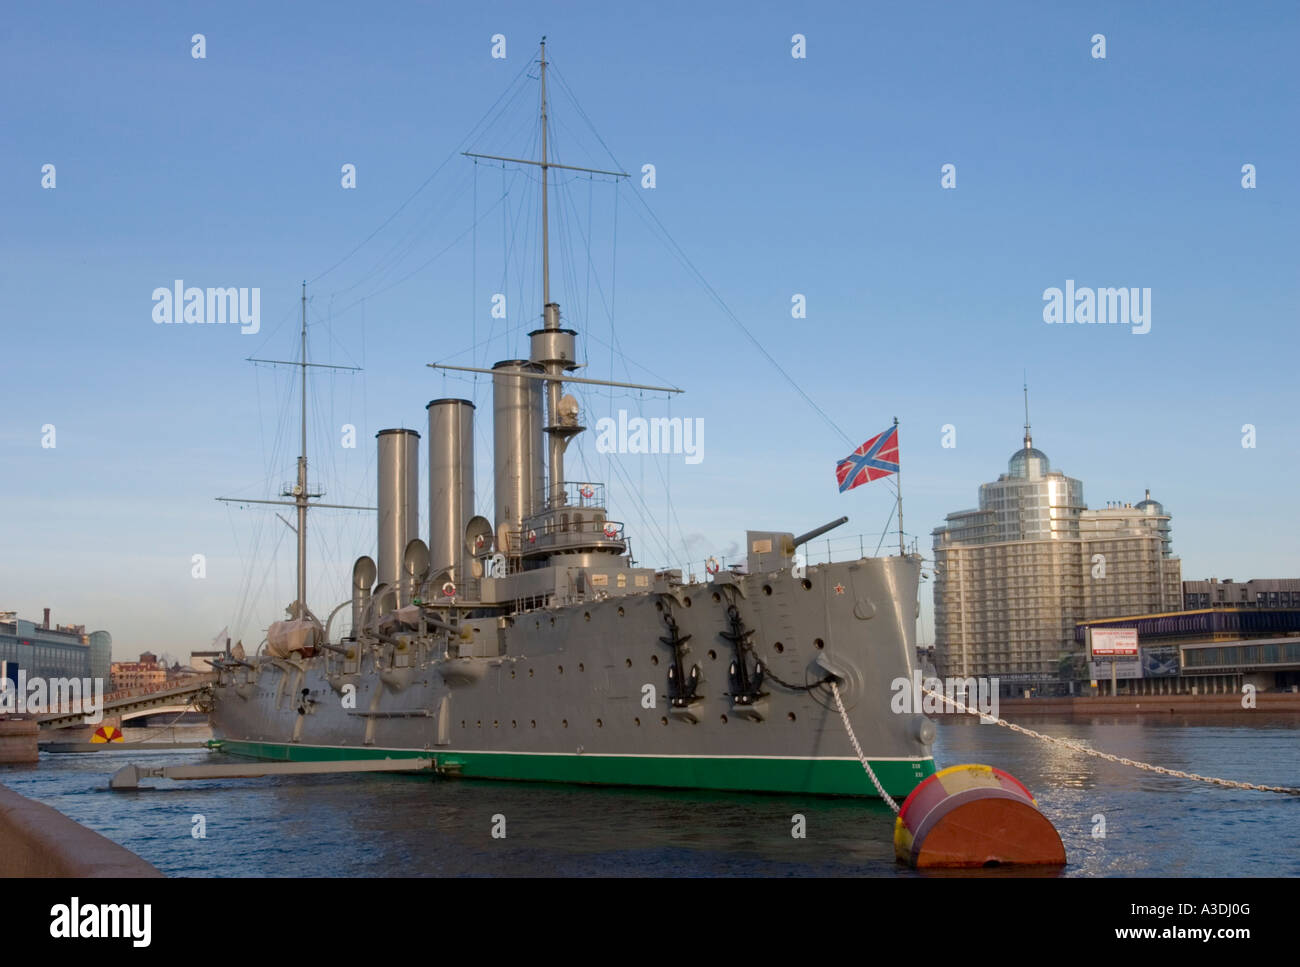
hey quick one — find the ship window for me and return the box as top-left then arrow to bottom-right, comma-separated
561,514 -> 569,533
574,513 -> 584,531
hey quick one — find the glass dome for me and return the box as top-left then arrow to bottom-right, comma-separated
1007,446 -> 1050,480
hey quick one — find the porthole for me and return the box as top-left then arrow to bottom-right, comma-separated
558,665 -> 564,675
814,638 -> 824,649
530,720 -> 536,729
528,668 -> 534,678
802,579 -> 812,590
651,655 -> 660,666
720,714 -> 728,724
476,720 -> 482,728
493,720 -> 499,728
584,612 -> 591,622
655,600 -> 663,611
511,720 -> 517,728
625,658 -> 632,667
683,596 -> 692,608
634,717 -> 641,726
562,719 -> 568,728
460,720 -> 466,728
712,592 -> 721,603
579,662 -> 585,672
618,606 -> 625,617
763,585 -> 773,596
774,641 -> 785,654
510,669 -> 516,679
788,712 -> 797,722
596,719 -> 603,728
660,716 -> 668,726
708,649 -> 717,660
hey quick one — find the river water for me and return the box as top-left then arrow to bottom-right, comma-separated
2,716 -> 1296,877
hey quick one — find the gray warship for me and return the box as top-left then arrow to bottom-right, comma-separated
208,42 -> 936,798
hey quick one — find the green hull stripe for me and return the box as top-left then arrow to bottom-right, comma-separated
215,740 -> 934,797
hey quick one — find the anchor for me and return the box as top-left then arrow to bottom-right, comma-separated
659,609 -> 699,711
719,603 -> 765,708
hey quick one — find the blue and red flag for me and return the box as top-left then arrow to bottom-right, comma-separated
836,425 -> 899,493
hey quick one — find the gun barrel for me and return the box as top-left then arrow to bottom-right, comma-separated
791,516 -> 849,548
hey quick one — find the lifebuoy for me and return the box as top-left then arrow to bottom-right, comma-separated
603,522 -> 619,538
705,557 -> 721,575
441,581 -> 456,597
579,485 -> 594,499
527,529 -> 537,544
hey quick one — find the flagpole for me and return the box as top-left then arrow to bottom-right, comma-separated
894,416 -> 904,556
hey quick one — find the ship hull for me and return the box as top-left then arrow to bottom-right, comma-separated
210,555 -> 937,799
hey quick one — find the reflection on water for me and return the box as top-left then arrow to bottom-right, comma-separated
2,717 -> 1296,877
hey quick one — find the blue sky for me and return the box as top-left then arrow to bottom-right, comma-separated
3,1 -> 1296,658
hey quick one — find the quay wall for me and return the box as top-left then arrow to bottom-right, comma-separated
0,783 -> 162,877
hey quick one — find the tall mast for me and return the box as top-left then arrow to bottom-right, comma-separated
540,38 -> 550,307
296,281 -> 309,618
216,285 -> 370,627
456,42 -> 638,518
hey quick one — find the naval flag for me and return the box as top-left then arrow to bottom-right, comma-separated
836,425 -> 899,493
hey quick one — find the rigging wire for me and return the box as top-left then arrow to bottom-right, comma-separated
548,60 -> 855,450
309,55 -> 536,286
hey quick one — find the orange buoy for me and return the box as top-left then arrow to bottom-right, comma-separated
894,763 -> 1065,869
91,725 -> 124,744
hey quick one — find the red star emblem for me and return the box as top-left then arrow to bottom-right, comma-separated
833,584 -> 845,595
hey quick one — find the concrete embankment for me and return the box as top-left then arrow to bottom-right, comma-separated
0,783 -> 162,877
997,692 -> 1300,715
0,719 -> 39,763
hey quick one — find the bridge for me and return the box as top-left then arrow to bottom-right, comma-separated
36,675 -> 215,731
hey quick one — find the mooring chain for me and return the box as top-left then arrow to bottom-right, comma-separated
920,686 -> 1300,797
830,682 -> 901,814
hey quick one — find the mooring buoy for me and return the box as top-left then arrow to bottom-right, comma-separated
894,763 -> 1066,869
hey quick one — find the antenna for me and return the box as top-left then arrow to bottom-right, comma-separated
1023,372 -> 1032,450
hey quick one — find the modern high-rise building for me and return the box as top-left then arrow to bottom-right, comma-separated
931,410 -> 1181,695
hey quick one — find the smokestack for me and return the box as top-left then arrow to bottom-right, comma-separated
427,399 -> 475,582
492,360 -> 544,554
43,608 -> 50,630
376,429 -> 420,598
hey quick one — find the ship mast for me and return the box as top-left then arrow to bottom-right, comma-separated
296,281 -> 309,618
217,282 -> 371,623
540,39 -> 550,308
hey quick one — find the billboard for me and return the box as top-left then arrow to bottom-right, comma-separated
1088,654 -> 1143,680
1089,627 -> 1138,657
